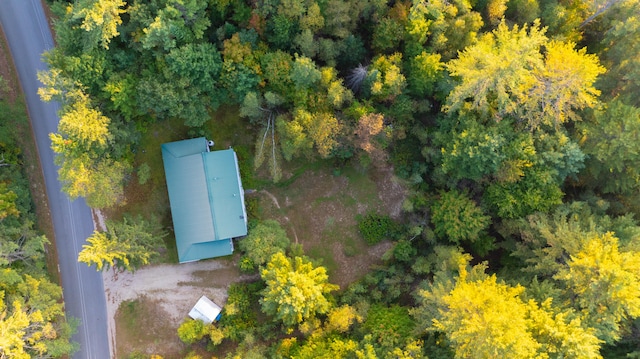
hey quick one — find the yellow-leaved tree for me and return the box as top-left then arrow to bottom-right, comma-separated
0,273 -> 77,358
509,204 -> 640,344
430,265 -> 541,358
47,92 -> 129,208
445,20 -> 604,129
260,252 -> 339,329
71,0 -> 127,49
555,232 -> 640,343
78,216 -> 166,272
413,248 -> 603,358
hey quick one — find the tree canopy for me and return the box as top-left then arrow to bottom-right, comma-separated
35,0 -> 640,356
260,252 -> 338,329
0,80 -> 77,357
78,215 -> 166,272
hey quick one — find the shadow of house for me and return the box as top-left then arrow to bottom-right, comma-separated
161,137 -> 247,263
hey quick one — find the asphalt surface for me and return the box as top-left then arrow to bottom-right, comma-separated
0,1 -> 111,358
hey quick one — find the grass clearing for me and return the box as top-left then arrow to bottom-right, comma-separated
261,159 -> 400,287
308,245 -> 339,275
115,296 -> 187,358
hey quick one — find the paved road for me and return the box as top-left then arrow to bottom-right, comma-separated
0,1 -> 110,358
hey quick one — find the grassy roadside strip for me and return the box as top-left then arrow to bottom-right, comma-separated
0,22 -> 61,285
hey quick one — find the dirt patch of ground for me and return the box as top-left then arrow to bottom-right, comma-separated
372,164 -> 408,219
261,163 -> 407,288
114,296 -> 186,358
104,260 -> 257,358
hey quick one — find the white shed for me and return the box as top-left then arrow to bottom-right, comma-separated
188,296 -> 222,324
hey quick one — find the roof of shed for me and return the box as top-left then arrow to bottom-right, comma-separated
188,295 -> 222,324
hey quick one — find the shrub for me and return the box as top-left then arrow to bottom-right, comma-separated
363,304 -> 416,352
239,255 -> 256,273
137,163 -> 151,185
219,282 -> 264,341
177,319 -> 207,344
357,212 -> 399,245
237,220 -> 290,267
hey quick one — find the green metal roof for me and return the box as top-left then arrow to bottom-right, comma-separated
161,138 -> 248,263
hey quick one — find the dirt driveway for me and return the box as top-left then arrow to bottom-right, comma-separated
103,258 -> 256,357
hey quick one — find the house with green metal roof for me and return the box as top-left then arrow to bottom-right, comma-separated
161,137 -> 248,263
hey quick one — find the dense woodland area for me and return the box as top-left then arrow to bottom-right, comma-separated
3,0 -> 640,357
0,76 -> 77,356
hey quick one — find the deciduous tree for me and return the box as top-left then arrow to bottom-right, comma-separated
408,51 -> 444,97
56,95 -> 111,151
260,51 -> 294,96
71,0 -> 127,49
177,319 -> 209,344
509,203 -> 640,343
407,0 -> 483,60
372,17 -> 404,53
237,220 -> 290,269
555,232 -> 640,343
444,20 -> 547,119
51,153 -> 130,208
0,273 -> 77,358
0,219 -> 47,267
78,215 -> 166,272
420,263 -> 541,358
445,20 -> 603,129
431,190 -> 490,244
523,40 -> 604,128
140,0 -> 211,52
436,116 -> 508,182
277,109 -> 341,160
414,260 -> 603,358
260,252 -> 338,328
368,53 -> 406,102
289,55 -> 321,90
166,43 -> 223,96
0,183 -> 19,221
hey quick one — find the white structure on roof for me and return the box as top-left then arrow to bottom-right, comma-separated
188,296 -> 222,324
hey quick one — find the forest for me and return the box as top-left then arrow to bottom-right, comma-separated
4,0 -> 640,357
0,70 -> 77,357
